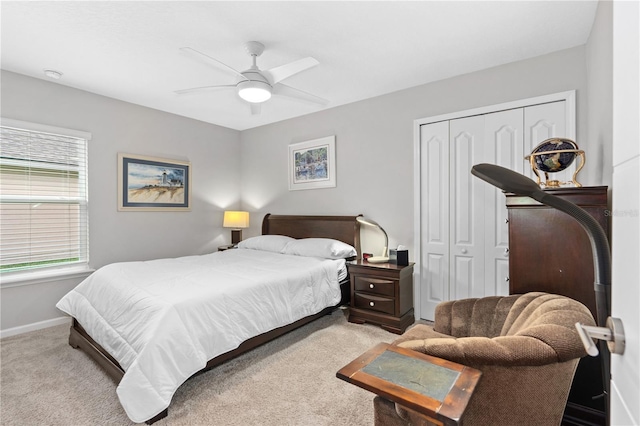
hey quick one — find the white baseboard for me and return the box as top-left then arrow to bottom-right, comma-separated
0,316 -> 71,339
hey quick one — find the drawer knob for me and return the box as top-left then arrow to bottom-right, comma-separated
369,301 -> 375,307
369,284 -> 375,289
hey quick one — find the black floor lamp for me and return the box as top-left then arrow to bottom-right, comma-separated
470,163 -> 612,420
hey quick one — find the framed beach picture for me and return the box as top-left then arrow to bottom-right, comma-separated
288,136 -> 336,191
118,153 -> 191,211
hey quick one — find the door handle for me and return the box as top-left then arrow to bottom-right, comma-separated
575,317 -> 625,356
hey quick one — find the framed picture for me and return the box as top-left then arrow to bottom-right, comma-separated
118,153 -> 191,211
288,136 -> 336,191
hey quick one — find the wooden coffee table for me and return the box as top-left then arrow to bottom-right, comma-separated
336,343 -> 481,426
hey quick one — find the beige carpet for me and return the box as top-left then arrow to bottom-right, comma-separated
1,308 -> 397,425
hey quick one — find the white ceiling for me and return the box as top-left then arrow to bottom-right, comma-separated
1,1 -> 598,131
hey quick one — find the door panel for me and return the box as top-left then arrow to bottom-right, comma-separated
420,121 -> 450,319
426,253 -> 446,305
495,259 -> 510,295
610,159 -> 639,425
484,109 -> 523,296
452,256 -> 473,299
452,131 -> 475,245
610,2 -> 639,423
450,116 -> 484,300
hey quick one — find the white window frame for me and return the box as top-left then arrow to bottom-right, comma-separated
0,118 -> 93,287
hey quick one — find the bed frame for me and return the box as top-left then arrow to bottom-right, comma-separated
67,214 -> 361,424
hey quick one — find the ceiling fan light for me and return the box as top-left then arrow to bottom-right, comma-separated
237,80 -> 272,103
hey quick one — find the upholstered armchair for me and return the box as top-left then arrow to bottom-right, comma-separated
373,292 -> 596,426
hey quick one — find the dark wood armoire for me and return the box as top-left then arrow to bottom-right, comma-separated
506,186 -> 609,426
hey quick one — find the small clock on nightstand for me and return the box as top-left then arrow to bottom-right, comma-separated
347,260 -> 415,334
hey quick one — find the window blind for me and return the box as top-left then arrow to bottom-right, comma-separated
0,121 -> 89,274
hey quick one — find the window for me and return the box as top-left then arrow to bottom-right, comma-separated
0,118 -> 90,275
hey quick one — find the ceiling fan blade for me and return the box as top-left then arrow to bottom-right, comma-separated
180,47 -> 247,81
273,83 -> 328,105
263,57 -> 319,85
250,103 -> 262,115
174,84 -> 236,95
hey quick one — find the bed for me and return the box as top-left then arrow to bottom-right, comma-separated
57,214 -> 361,424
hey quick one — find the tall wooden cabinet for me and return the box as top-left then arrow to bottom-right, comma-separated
506,186 -> 609,426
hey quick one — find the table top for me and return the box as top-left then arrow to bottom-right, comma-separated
348,259 -> 415,271
336,343 -> 481,425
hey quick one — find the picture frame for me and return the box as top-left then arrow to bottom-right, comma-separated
288,136 -> 336,191
117,153 -> 191,211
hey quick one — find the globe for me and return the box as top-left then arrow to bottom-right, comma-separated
529,138 -> 579,173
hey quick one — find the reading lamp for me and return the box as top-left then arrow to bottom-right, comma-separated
223,211 -> 249,245
357,216 -> 389,263
470,163 -> 613,410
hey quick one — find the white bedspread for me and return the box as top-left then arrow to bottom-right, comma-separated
56,249 -> 344,423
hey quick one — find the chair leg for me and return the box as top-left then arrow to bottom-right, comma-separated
373,396 -> 443,426
373,396 -> 406,426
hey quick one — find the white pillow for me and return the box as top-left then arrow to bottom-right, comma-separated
282,238 -> 357,259
237,235 -> 295,253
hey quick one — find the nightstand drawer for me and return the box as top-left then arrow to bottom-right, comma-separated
354,276 -> 395,297
354,293 -> 395,315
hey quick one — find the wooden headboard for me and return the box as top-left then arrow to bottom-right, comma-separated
262,214 -> 361,255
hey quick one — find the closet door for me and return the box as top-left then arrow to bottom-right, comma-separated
449,116 -> 485,300
417,95 -> 573,321
524,101 -> 574,185
483,109 -> 524,295
419,121 -> 450,319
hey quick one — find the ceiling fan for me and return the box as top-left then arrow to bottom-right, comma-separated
175,41 -> 328,114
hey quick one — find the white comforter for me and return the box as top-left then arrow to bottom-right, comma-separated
56,249 -> 344,423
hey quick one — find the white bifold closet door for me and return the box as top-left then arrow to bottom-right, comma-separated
419,101 -> 566,320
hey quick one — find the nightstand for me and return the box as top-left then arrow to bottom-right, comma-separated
218,244 -> 236,252
347,260 -> 415,334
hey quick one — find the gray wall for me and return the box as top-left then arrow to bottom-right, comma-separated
586,0 -> 613,188
1,70 -> 241,332
240,46 -> 594,255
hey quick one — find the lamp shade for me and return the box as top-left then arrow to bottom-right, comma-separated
356,216 -> 389,263
237,80 -> 272,103
223,211 -> 250,229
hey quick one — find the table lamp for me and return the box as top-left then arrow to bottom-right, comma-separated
357,216 -> 389,263
223,211 -> 249,245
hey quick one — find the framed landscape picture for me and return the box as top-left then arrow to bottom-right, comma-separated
118,153 -> 191,211
288,136 -> 336,191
